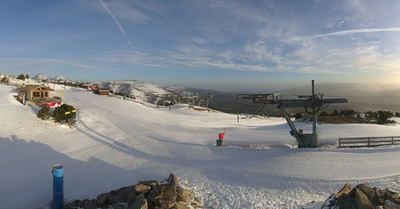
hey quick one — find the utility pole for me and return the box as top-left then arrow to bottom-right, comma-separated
312,80 -> 318,147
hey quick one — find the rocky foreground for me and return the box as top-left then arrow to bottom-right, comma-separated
64,173 -> 202,209
322,183 -> 400,209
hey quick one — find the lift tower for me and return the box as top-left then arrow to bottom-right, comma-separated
237,80 -> 348,148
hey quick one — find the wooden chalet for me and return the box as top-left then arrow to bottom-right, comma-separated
17,84 -> 53,103
98,89 -> 109,95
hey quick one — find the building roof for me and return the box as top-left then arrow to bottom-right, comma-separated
17,85 -> 53,91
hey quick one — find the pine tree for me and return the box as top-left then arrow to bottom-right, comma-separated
17,74 -> 25,80
52,104 -> 76,123
37,105 -> 50,120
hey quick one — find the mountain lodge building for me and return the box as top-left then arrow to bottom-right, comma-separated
17,84 -> 53,103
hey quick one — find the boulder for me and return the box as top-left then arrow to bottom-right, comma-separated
337,194 -> 355,209
128,194 -> 148,209
135,183 -> 152,194
171,201 -> 190,209
372,187 -> 386,206
62,174 -> 202,209
176,187 -> 191,203
356,184 -> 375,201
167,173 -> 180,185
118,186 -> 136,202
107,194 -> 125,205
354,188 -> 374,209
97,192 -> 111,206
147,182 -> 177,208
335,182 -> 352,199
139,180 -> 161,187
390,193 -> 400,205
113,203 -> 127,209
83,199 -> 96,209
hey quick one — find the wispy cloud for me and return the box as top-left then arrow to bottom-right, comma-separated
304,28 -> 400,39
98,0 -> 132,47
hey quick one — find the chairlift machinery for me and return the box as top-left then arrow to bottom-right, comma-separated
237,80 -> 348,148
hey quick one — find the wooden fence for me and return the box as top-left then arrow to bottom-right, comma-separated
338,136 -> 400,148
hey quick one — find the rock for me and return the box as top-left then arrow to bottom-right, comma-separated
139,180 -> 161,188
176,187 -> 191,203
337,194 -> 355,209
390,193 -> 400,205
354,188 -> 374,209
372,188 -> 386,206
83,199 -> 96,209
167,173 -> 180,185
385,189 -> 397,199
63,174 -> 202,209
113,202 -> 127,209
107,194 -> 125,205
97,192 -> 111,206
383,204 -> 400,209
119,186 -> 136,202
191,201 -> 203,208
147,182 -> 177,208
128,194 -> 148,209
356,184 -> 375,201
335,182 -> 352,199
171,201 -> 190,209
135,183 -> 152,194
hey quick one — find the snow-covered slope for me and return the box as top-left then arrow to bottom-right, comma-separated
1,83 -> 400,209
99,80 -> 173,104
33,73 -> 50,81
52,76 -> 71,83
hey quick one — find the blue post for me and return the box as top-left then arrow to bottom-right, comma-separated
52,164 -> 64,209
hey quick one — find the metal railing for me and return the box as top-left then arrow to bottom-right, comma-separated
338,136 -> 400,148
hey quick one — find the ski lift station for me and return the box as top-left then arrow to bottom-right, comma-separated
237,80 -> 348,148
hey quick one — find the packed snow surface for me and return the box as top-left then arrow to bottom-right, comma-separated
1,84 -> 400,209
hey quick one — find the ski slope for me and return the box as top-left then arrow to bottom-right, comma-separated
1,84 -> 400,209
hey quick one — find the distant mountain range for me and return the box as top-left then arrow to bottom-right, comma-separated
9,73 -> 400,113
32,73 -> 70,82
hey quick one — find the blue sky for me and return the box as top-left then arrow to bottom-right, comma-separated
1,0 -> 400,91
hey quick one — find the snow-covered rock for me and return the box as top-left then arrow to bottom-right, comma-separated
99,80 -> 174,105
52,76 -> 71,83
33,73 -> 50,81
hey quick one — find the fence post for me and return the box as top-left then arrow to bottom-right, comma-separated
392,137 -> 394,145
368,138 -> 370,147
339,138 -> 341,148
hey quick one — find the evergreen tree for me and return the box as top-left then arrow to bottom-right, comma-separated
17,74 -> 25,80
319,111 -> 329,116
377,111 -> 394,124
331,109 -> 339,116
1,77 -> 9,84
37,105 -> 50,120
295,112 -> 303,120
52,103 -> 76,123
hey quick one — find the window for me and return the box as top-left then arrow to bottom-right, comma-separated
33,92 -> 40,97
